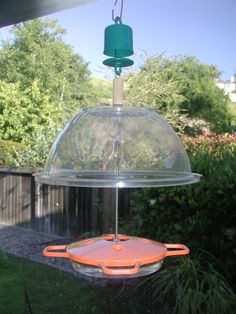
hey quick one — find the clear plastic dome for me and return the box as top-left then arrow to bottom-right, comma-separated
35,106 -> 200,188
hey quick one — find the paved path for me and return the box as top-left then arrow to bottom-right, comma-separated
0,223 -> 79,276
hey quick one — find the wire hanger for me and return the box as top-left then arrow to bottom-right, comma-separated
112,0 -> 124,22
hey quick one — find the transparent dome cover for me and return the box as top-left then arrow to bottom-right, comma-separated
35,106 -> 201,188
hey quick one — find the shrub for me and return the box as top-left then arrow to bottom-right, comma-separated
0,139 -> 25,165
4,127 -> 59,167
120,134 -> 236,289
128,253 -> 236,314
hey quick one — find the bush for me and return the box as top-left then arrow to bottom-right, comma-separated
0,140 -> 25,165
124,55 -> 233,134
120,134 -> 236,289
4,127 -> 59,167
128,253 -> 236,314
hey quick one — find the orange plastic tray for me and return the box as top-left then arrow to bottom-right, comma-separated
43,234 -> 189,276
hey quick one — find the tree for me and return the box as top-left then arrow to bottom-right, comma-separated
125,55 -> 185,113
0,79 -> 59,144
0,19 -> 97,166
0,18 -> 95,165
0,18 -> 93,126
125,55 -> 232,133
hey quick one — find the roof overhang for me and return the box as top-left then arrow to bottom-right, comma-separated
0,0 -> 99,28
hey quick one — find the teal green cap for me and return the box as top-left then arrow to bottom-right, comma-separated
103,17 -> 134,58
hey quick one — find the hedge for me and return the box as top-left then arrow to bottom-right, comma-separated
120,134 -> 236,289
0,140 -> 25,165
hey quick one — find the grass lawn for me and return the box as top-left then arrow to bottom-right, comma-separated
0,253 -> 24,314
1,252 -> 235,314
0,252 -> 141,314
0,252 -> 105,314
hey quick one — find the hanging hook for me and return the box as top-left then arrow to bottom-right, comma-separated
112,0 -> 124,23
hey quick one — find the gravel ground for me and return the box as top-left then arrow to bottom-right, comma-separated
0,223 -> 81,277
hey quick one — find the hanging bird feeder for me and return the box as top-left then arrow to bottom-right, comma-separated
36,0 -> 200,278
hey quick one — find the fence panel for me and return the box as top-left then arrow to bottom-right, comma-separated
0,168 -> 133,238
0,168 -> 34,227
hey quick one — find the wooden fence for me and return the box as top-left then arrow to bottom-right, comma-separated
0,167 -> 133,238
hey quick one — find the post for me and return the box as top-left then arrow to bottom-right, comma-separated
113,77 -> 123,106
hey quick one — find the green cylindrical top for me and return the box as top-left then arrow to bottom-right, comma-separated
103,18 -> 133,58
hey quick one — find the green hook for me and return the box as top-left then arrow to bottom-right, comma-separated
115,65 -> 122,76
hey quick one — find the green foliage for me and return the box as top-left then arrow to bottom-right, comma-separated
0,78 -> 60,166
0,18 -> 97,166
125,55 -> 233,133
125,56 -> 185,111
0,139 -> 25,165
0,19 -> 92,119
124,56 -> 186,132
0,79 -> 59,145
227,101 -> 236,127
120,134 -> 236,289
171,56 -> 232,133
91,77 -> 112,104
129,254 -> 236,314
5,127 -> 60,167
0,18 -> 94,161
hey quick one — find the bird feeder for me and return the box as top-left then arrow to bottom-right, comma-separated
36,0 -> 201,278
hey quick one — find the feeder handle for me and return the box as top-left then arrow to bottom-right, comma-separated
164,244 -> 190,257
43,245 -> 70,259
99,262 -> 140,275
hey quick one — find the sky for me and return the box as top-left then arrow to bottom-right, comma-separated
0,0 -> 236,80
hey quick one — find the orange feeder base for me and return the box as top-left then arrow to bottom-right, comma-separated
43,234 -> 189,278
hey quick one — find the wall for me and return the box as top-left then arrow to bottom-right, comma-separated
216,78 -> 236,103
